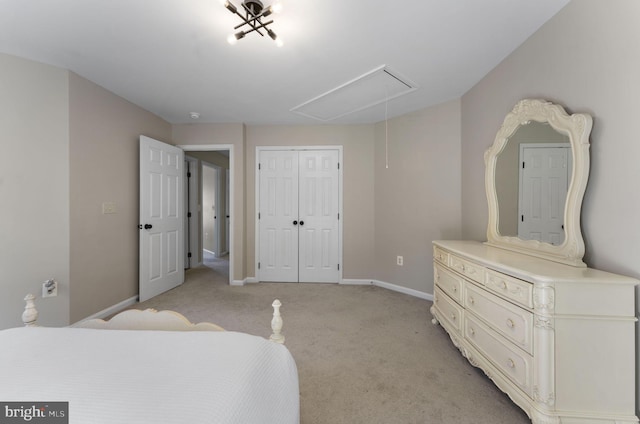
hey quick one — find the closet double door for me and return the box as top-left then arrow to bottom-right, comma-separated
258,149 -> 341,283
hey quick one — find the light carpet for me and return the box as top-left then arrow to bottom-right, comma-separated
134,262 -> 531,424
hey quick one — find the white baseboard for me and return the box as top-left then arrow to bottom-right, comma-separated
341,279 -> 373,285
231,277 -> 260,286
75,295 -> 138,324
372,280 -> 433,301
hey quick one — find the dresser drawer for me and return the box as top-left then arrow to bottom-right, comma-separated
433,246 -> 449,266
449,254 -> 484,284
485,269 -> 533,308
465,314 -> 533,396
465,283 -> 533,354
433,286 -> 463,334
434,264 -> 463,304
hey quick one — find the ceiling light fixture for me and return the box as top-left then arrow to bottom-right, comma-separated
223,0 -> 283,46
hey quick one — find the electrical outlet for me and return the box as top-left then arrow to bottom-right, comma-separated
42,279 -> 58,298
397,256 -> 404,266
102,202 -> 117,214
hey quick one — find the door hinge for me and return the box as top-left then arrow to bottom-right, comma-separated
522,161 -> 525,169
258,262 -> 261,269
258,163 -> 261,170
187,252 -> 192,258
187,172 -> 192,178
258,212 -> 261,219
187,212 -> 192,218
337,264 -> 340,271
337,162 -> 340,170
337,213 -> 340,220
521,215 -> 524,222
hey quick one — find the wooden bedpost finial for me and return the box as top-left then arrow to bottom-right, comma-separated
269,299 -> 285,344
22,293 -> 38,327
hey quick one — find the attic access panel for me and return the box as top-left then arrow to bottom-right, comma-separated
291,65 -> 417,122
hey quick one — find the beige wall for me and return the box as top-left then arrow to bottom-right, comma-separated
68,72 -> 172,323
245,125 -> 376,280
374,99 -> 462,294
0,53 -> 70,329
461,0 -> 640,278
172,123 -> 245,282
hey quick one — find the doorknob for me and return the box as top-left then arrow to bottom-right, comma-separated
144,224 -> 153,229
293,220 -> 298,225
299,220 -> 304,226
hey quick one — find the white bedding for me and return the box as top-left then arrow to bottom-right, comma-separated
0,327 -> 299,424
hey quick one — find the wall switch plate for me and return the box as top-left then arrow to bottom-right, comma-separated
397,256 -> 404,266
102,202 -> 117,214
42,279 -> 58,298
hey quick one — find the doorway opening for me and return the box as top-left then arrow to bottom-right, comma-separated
181,145 -> 233,286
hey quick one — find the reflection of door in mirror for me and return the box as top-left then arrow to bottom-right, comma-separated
518,143 -> 570,244
496,122 -> 570,242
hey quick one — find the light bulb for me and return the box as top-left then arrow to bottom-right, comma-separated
227,34 -> 238,45
275,37 -> 284,47
271,1 -> 283,13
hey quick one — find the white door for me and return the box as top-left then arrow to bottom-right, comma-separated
258,149 -> 340,283
518,144 -> 570,245
259,150 -> 300,282
225,168 -> 230,254
298,150 -> 340,282
184,156 -> 199,268
139,136 -> 184,302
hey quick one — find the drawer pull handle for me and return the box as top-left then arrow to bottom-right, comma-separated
501,281 -> 508,290
450,313 -> 456,321
452,286 -> 457,292
469,327 -> 475,336
469,296 -> 475,305
506,318 -> 515,328
507,358 -> 515,368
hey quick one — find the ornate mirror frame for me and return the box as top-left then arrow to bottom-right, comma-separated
484,99 -> 592,267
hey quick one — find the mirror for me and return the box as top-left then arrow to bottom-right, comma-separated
495,122 -> 571,243
485,99 -> 592,267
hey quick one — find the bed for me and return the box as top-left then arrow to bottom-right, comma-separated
0,296 -> 299,424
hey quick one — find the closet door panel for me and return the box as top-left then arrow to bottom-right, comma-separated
298,150 -> 340,283
258,150 -> 299,282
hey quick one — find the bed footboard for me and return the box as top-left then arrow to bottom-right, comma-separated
22,294 -> 38,327
72,309 -> 226,331
22,294 -> 287,343
269,299 -> 285,344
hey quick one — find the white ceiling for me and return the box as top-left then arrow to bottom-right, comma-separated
0,0 -> 570,125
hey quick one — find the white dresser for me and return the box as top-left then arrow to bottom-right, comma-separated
431,239 -> 638,424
